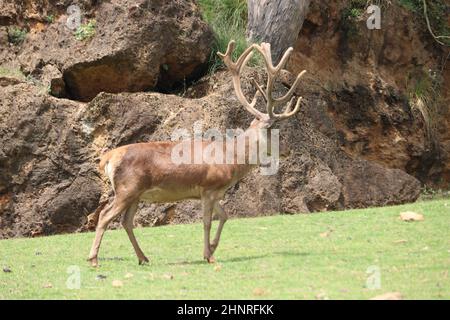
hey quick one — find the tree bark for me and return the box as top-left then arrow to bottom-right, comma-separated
247,0 -> 311,63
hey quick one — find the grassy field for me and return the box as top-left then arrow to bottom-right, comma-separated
0,199 -> 449,299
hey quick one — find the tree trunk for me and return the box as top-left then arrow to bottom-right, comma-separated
247,0 -> 311,63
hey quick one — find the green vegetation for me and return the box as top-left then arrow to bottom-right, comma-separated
406,67 -> 443,147
7,27 -> 27,45
197,0 -> 260,73
0,67 -> 26,80
420,186 -> 450,201
0,199 -> 449,299
45,14 -> 55,24
340,0 -> 368,38
74,19 -> 96,41
0,67 -> 49,94
399,0 -> 450,46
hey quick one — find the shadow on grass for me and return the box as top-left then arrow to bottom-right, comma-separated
168,250 -> 310,265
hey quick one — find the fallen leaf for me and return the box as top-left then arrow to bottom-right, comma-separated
42,283 -> 53,289
320,229 -> 333,238
214,264 -> 222,272
400,211 -> 424,222
370,292 -> 402,300
112,280 -> 123,288
163,274 -> 174,280
394,239 -> 408,244
125,273 -> 134,279
253,288 -> 268,296
315,291 -> 329,300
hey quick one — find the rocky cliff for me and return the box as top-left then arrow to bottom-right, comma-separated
0,0 -> 448,238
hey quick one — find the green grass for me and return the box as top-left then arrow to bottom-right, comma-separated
0,199 -> 449,299
74,19 -> 96,41
197,0 -> 261,73
7,27 -> 27,45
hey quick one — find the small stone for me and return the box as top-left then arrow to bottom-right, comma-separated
370,292 -> 402,300
400,211 -> 424,221
3,267 -> 12,273
43,283 -> 53,288
253,288 -> 267,296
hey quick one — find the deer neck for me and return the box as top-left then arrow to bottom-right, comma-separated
228,124 -> 274,179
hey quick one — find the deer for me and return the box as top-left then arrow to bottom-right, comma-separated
87,40 -> 306,267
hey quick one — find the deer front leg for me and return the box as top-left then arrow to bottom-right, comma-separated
201,196 -> 215,263
210,202 -> 228,255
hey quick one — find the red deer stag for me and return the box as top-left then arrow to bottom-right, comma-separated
88,41 -> 306,266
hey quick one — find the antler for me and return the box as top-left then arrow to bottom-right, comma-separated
218,40 -> 306,121
253,42 -> 306,120
217,41 -> 265,119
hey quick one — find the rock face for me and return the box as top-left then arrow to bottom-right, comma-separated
0,83 -> 102,237
2,0 -> 213,101
0,69 -> 421,238
289,1 -> 450,187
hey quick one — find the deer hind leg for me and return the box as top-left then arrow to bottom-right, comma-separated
121,200 -> 149,265
87,196 -> 133,267
210,202 -> 228,255
201,195 -> 215,263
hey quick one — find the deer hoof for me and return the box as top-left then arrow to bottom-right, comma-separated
138,257 -> 150,265
206,256 -> 216,264
88,257 -> 99,268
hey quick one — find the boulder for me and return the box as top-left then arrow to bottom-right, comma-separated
5,0 -> 214,101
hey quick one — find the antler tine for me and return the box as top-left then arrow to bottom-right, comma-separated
253,42 -> 275,75
253,43 -> 292,74
218,40 -> 264,119
252,78 -> 267,102
276,96 -> 303,120
275,47 -> 294,72
272,70 -> 306,106
252,42 -> 306,120
252,42 -> 278,117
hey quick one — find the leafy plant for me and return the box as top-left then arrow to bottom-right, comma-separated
399,0 -> 450,46
406,68 -> 443,148
45,14 -> 55,23
7,27 -> 27,45
197,0 -> 261,73
74,19 -> 96,41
